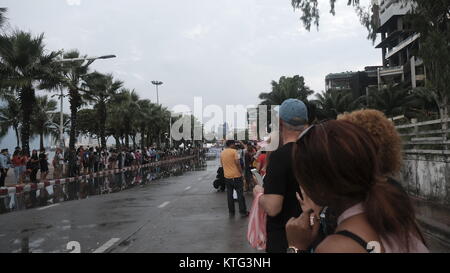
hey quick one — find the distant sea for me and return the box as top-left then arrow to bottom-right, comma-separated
0,127 -> 55,150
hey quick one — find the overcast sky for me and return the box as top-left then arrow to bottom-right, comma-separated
1,0 -> 381,147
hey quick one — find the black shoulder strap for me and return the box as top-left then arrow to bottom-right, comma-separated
335,230 -> 371,253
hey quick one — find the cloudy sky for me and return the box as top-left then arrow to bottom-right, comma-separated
1,0 -> 381,146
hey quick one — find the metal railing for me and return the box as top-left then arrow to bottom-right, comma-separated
395,117 -> 450,155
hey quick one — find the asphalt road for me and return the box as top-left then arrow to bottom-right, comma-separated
0,159 -> 257,253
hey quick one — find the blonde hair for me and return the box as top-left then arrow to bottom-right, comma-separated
338,109 -> 402,176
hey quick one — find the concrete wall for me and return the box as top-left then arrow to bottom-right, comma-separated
401,153 -> 450,206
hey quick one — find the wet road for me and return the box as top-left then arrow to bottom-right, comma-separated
0,159 -> 257,253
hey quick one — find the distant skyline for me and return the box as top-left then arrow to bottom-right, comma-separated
1,0 -> 381,148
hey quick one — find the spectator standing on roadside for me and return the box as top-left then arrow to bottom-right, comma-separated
28,150 -> 40,183
53,148 -> 64,179
12,150 -> 27,184
0,149 -> 11,187
220,140 -> 249,217
39,148 -> 49,181
244,144 -> 256,192
253,98 -> 309,253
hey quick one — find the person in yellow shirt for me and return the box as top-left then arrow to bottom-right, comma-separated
220,140 -> 248,217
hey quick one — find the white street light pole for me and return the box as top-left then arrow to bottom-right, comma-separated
59,88 -> 64,148
54,53 -> 116,148
169,115 -> 172,149
151,81 -> 163,148
151,81 -> 163,105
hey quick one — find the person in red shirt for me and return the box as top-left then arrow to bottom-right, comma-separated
256,151 -> 267,176
12,151 -> 27,184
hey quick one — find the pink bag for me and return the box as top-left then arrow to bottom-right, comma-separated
247,192 -> 267,250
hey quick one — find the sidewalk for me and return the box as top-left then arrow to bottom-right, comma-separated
411,196 -> 450,252
4,165 -> 59,187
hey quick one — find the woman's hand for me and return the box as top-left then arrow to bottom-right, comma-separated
286,209 -> 320,250
297,187 -> 322,219
253,184 -> 264,197
285,187 -> 321,250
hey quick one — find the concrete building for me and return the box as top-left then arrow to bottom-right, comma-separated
375,0 -> 425,89
325,66 -> 380,98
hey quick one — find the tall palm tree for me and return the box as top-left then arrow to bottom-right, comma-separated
367,85 -> 419,118
40,50 -> 92,150
258,75 -> 314,132
107,89 -> 141,148
0,31 -> 59,154
48,113 -> 70,146
136,99 -> 154,149
151,104 -> 171,149
31,95 -> 57,150
0,93 -> 21,146
83,72 -> 123,148
258,75 -> 314,106
313,89 -> 355,120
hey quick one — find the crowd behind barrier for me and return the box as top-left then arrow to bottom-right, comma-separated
0,147 -> 208,214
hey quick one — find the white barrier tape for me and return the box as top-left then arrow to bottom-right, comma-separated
8,187 -> 16,194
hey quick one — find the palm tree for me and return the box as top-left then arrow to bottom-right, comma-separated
313,89 -> 355,120
31,95 -> 57,150
136,99 -> 154,149
107,89 -> 141,148
367,85 -> 419,118
258,75 -> 314,132
48,113 -> 70,146
0,93 -> 21,146
258,75 -> 314,106
83,72 -> 123,148
0,31 -> 59,154
41,50 -> 92,150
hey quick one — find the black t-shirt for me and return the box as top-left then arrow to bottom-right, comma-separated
263,142 -> 302,253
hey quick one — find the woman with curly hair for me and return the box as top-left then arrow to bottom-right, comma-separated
286,109 -> 425,252
338,109 -> 403,177
286,120 -> 427,253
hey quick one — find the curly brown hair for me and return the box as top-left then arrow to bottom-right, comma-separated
338,109 -> 402,176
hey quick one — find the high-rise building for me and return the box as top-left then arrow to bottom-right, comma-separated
375,0 -> 425,89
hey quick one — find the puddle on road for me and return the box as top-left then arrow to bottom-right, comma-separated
20,223 -> 53,233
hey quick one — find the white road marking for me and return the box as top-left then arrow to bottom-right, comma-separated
93,238 -> 120,253
184,186 -> 191,191
158,201 -> 170,208
37,204 -> 60,211
197,177 -> 203,181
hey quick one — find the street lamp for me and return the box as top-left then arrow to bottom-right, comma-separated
54,53 -> 117,148
151,81 -> 163,105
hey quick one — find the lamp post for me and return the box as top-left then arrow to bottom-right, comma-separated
54,53 -> 116,148
151,81 -> 163,105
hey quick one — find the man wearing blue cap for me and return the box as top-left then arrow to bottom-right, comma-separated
253,98 -> 309,253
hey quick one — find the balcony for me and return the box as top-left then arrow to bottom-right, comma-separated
386,33 -> 421,59
379,66 -> 404,77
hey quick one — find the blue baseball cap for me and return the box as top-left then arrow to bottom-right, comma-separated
279,99 -> 308,126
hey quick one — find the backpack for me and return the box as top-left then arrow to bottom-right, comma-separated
83,151 -> 90,163
125,153 -> 134,164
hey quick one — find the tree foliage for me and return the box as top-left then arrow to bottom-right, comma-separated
259,75 -> 314,106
